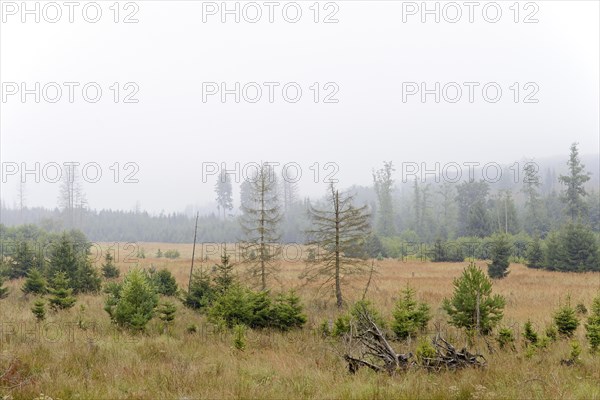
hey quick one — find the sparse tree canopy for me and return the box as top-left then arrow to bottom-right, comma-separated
215,170 -> 234,220
373,161 -> 396,236
239,162 -> 282,291
303,183 -> 371,308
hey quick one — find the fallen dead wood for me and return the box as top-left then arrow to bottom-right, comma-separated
342,304 -> 485,374
419,334 -> 486,371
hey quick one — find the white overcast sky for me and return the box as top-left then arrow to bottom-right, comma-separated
0,0 -> 598,213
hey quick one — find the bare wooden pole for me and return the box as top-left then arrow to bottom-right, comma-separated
188,212 -> 199,293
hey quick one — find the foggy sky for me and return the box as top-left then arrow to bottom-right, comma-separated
1,0 -> 598,214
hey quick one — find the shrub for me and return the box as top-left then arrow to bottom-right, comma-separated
157,301 -> 177,332
213,253 -> 235,294
523,320 -> 538,346
164,249 -> 180,259
76,260 -> 101,294
575,302 -> 588,315
391,284 -> 431,340
585,293 -> 600,352
487,234 -> 511,279
156,249 -> 163,258
31,299 -> 46,322
332,314 -> 351,337
442,261 -> 505,335
269,291 -> 307,331
209,285 -> 271,329
101,253 -> 120,279
48,272 -> 76,311
496,327 -> 515,350
526,236 -> 544,269
105,269 -> 159,332
209,285 -> 307,331
553,296 -> 580,337
233,324 -> 246,351
149,268 -> 178,296
186,324 -> 198,334
545,324 -> 558,342
183,270 -> 214,311
22,268 -> 48,296
415,338 -> 436,363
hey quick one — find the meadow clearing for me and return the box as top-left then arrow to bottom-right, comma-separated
1,242 -> 600,400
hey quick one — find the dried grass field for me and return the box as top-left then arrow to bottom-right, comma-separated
1,242 -> 600,399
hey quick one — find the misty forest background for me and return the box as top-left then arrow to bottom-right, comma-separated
1,146 -> 599,263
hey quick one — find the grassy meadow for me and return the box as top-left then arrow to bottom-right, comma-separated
1,242 -> 600,399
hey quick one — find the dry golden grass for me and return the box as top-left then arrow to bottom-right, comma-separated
1,242 -> 600,399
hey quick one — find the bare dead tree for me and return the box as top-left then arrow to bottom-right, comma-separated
303,183 -> 371,308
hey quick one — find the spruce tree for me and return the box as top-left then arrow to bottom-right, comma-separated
585,292 -> 600,352
560,223 -> 599,272
213,252 -> 235,294
391,284 -> 431,340
158,301 -> 177,332
21,268 -> 47,295
48,272 -> 76,311
9,241 -> 38,279
31,299 -> 46,322
487,234 -> 511,279
442,261 -> 505,335
184,269 -> 214,311
47,233 -> 79,288
76,258 -> 101,294
553,295 -> 580,337
101,252 -> 120,279
526,236 -> 544,269
559,143 -> 591,222
105,269 -> 158,332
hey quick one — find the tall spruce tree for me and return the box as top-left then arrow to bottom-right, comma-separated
487,234 -> 511,279
559,143 -> 591,222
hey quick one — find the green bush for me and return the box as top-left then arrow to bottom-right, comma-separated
332,314 -> 351,337
526,236 -> 544,269
496,327 -> 515,349
209,285 -> 306,331
31,299 -> 46,322
183,270 -> 214,311
269,291 -> 307,331
105,269 -> 159,332
391,284 -> 431,340
415,338 -> 436,363
48,272 -> 76,311
21,268 -> 47,295
487,234 -> 511,279
585,293 -> 600,352
157,301 -> 177,331
523,320 -> 538,346
149,268 -> 178,296
553,296 -> 580,337
164,249 -> 180,259
101,253 -> 120,279
442,261 -> 505,335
